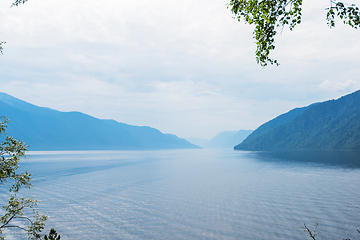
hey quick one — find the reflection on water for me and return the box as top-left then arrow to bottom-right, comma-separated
1,149 -> 360,240
249,150 -> 360,169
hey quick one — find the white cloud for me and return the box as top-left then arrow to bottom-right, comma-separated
0,0 -> 360,138
318,79 -> 360,92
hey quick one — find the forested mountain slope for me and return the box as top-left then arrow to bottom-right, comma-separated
235,90 -> 360,151
0,93 -> 199,150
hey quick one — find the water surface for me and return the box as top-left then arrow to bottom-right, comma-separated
2,149 -> 359,239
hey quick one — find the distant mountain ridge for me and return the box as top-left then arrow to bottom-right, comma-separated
0,93 -> 200,151
235,90 -> 360,151
185,137 -> 209,148
186,130 -> 252,149
203,130 -> 252,149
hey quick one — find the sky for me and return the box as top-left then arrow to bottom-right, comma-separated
1,0 -> 360,139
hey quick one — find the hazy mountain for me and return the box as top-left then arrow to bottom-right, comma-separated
186,130 -> 252,149
203,130 -> 253,149
185,137 -> 209,148
235,90 -> 360,151
0,93 -> 200,151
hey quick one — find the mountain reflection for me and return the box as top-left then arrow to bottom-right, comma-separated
248,150 -> 360,169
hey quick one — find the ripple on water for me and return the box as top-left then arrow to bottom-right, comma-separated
2,149 -> 360,239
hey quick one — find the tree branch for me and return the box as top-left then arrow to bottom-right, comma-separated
229,0 -> 359,66
302,219 -> 318,240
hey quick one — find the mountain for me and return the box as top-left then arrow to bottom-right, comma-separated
235,90 -> 360,151
186,130 -> 253,149
203,130 -> 253,149
185,137 -> 209,148
0,93 -> 200,151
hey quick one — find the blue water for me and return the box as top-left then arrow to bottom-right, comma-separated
1,149 -> 360,239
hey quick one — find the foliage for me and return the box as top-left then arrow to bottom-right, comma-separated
44,229 -> 60,240
228,0 -> 360,66
11,0 -> 28,7
0,42 -> 5,54
0,116 -> 47,239
327,0 -> 360,28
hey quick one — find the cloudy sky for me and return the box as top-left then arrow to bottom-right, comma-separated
1,0 -> 359,139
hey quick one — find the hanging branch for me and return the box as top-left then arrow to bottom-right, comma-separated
0,117 -> 47,240
228,0 -> 360,67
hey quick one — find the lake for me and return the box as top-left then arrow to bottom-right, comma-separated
1,149 -> 360,239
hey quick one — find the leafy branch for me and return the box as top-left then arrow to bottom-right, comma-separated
228,0 -> 360,67
0,42 -> 5,54
0,196 -> 47,239
228,0 -> 302,66
44,229 -> 61,240
11,0 -> 29,7
0,117 -> 48,239
326,0 -> 360,28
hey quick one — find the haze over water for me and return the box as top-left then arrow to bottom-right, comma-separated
2,149 -> 360,239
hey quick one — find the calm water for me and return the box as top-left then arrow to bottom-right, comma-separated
1,149 -> 360,239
